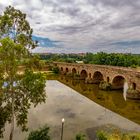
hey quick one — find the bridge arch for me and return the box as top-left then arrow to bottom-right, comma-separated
72,68 -> 77,75
60,67 -> 63,71
66,67 -> 69,73
132,82 -> 136,90
80,70 -> 88,80
93,71 -> 104,84
112,75 -> 126,90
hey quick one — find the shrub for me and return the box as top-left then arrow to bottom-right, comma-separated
96,130 -> 140,140
75,133 -> 86,140
27,125 -> 50,140
96,131 -> 108,140
52,66 -> 59,74
99,81 -> 112,91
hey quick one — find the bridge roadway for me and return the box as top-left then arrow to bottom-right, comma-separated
54,62 -> 140,92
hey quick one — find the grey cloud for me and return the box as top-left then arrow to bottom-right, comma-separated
88,0 -> 140,8
1,0 -> 140,53
52,6 -> 80,17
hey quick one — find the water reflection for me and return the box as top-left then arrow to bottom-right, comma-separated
123,82 -> 128,101
48,75 -> 140,125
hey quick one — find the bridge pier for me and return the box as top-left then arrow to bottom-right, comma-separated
85,73 -> 94,84
126,82 -> 140,99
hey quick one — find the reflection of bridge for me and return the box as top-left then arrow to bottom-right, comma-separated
54,62 -> 140,92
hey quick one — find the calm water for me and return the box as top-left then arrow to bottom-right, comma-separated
48,75 -> 140,125
1,79 -> 140,140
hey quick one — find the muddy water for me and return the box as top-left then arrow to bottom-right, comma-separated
1,80 -> 140,140
55,75 -> 140,125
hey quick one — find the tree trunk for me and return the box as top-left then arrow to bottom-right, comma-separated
9,97 -> 15,140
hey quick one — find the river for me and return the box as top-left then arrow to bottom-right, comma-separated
55,75 -> 140,125
1,79 -> 140,140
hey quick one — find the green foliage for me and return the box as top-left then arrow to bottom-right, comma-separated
39,52 -> 140,68
23,55 -> 45,70
96,130 -> 140,140
39,53 -> 84,63
96,131 -> 108,140
52,66 -> 59,74
0,38 -> 46,138
0,5 -> 37,48
27,125 -> 50,140
0,6 -> 46,140
75,133 -> 86,140
128,134 -> 140,140
85,52 -> 140,67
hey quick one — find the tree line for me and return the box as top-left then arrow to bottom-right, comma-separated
39,52 -> 140,67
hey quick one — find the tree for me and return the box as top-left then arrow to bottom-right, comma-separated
0,37 -> 46,140
27,125 -> 50,140
0,6 -> 46,140
0,5 -> 37,48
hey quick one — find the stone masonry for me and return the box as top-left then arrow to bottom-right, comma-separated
54,62 -> 140,92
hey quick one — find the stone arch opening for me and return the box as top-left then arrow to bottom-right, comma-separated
72,68 -> 77,74
93,71 -> 103,84
132,83 -> 136,90
61,67 -> 63,71
80,70 -> 88,80
66,67 -> 69,73
112,75 -> 125,90
107,77 -> 110,82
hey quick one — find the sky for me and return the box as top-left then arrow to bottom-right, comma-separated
0,0 -> 140,54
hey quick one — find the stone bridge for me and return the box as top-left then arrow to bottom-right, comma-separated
54,62 -> 140,92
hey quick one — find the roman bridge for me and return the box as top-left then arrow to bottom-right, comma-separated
54,62 -> 140,92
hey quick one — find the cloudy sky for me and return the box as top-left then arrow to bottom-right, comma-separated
0,0 -> 140,53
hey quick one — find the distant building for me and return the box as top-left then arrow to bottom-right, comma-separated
76,61 -> 84,64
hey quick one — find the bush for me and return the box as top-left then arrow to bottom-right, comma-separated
27,125 -> 50,140
96,131 -> 108,140
96,130 -> 140,140
131,64 -> 137,68
75,133 -> 86,140
52,67 -> 59,74
127,89 -> 140,99
99,81 -> 112,91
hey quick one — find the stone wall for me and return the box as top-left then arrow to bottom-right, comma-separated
54,62 -> 140,92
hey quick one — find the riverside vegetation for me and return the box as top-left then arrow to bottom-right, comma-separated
39,52 -> 140,68
27,125 -> 140,140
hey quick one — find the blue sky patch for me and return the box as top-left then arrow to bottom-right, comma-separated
110,40 -> 140,47
32,35 -> 61,47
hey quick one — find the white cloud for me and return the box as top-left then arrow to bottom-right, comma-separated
0,0 -> 140,53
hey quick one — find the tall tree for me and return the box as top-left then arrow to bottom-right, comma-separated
0,5 -> 37,48
0,6 -> 46,140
